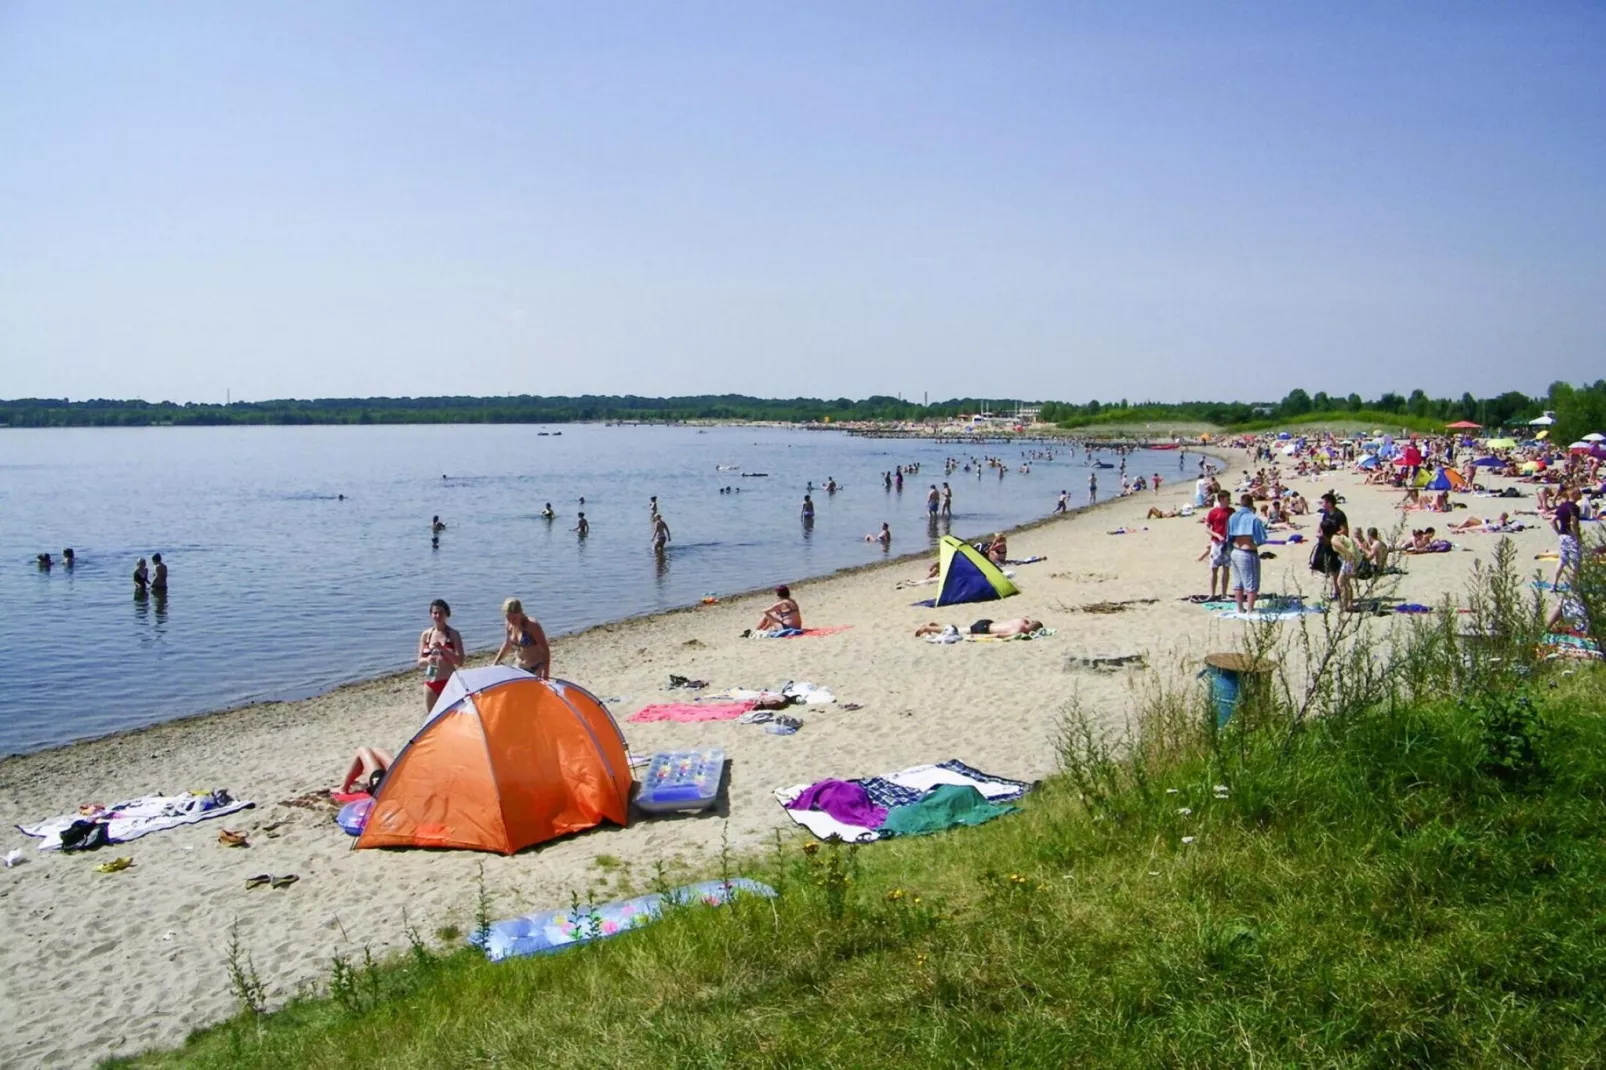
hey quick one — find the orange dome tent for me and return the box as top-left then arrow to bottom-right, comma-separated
357,668 -> 632,854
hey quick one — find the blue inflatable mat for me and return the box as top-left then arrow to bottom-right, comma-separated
336,797 -> 373,836
474,878 -> 775,962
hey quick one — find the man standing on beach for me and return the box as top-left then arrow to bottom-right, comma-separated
1227,493 -> 1269,614
926,485 -> 940,517
1206,490 -> 1232,599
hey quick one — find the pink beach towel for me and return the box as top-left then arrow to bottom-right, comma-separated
796,626 -> 853,638
628,701 -> 757,724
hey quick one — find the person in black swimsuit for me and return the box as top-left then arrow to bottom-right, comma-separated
496,598 -> 551,679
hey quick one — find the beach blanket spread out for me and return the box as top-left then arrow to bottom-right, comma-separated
628,701 -> 757,724
475,878 -> 776,962
18,791 -> 255,851
775,760 -> 1032,843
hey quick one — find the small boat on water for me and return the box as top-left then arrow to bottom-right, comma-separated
741,472 -> 769,478
1093,461 -> 1114,469
716,464 -> 739,471
538,432 -> 549,436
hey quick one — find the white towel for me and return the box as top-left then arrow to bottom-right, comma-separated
18,792 -> 255,851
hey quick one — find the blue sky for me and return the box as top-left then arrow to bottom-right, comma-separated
1,2 -> 1602,404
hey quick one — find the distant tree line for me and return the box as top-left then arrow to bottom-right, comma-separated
1043,380 -> 1606,445
2,382 -> 1602,444
0,394 -> 994,428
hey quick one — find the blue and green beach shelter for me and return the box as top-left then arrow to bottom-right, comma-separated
933,535 -> 1020,607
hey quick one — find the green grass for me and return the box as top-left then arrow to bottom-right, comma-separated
1225,410 -> 1450,435
113,549 -> 1606,1069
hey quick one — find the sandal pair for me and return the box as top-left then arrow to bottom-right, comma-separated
245,874 -> 299,889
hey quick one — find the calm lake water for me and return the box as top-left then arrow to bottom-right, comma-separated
0,424 -> 1182,754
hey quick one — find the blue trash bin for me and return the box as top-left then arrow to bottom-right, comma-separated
1202,653 -> 1267,727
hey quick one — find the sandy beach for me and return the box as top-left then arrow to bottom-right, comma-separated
0,450 -> 1564,1067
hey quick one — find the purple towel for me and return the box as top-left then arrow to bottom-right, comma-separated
786,779 -> 887,829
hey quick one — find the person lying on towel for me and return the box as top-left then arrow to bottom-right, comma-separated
340,747 -> 393,795
915,618 -> 1044,639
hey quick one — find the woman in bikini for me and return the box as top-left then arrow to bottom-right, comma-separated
755,585 -> 802,632
494,598 -> 551,679
417,598 -> 465,711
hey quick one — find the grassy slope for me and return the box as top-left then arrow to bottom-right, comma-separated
113,659 -> 1606,1070
1224,410 -> 1451,435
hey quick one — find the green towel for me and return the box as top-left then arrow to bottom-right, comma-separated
879,784 -> 1019,837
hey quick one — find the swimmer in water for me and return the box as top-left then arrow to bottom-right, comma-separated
133,557 -> 149,591
801,494 -> 814,520
61,548 -> 75,568
431,515 -> 446,534
541,502 -> 555,519
574,512 -> 589,537
651,514 -> 671,552
150,553 -> 168,594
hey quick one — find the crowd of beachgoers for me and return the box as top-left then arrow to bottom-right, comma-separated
1192,426 -> 1600,631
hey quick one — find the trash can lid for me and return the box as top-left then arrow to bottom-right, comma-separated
1204,653 -> 1272,673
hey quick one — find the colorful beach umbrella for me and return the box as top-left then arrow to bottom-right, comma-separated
1584,432 -> 1605,442
1444,420 -> 1482,430
1483,438 -> 1517,449
1472,456 -> 1505,468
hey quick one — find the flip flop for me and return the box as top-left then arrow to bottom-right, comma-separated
270,874 -> 299,889
217,829 -> 249,848
245,874 -> 272,889
95,857 -> 133,873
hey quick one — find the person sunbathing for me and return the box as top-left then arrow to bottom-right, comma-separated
1400,528 -> 1446,553
986,533 -> 1008,565
1449,512 -> 1513,532
755,585 -> 802,631
1146,506 -> 1180,519
341,747 -> 394,795
915,618 -> 1044,638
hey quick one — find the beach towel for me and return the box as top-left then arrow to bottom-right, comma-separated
475,878 -> 776,962
879,784 -> 1018,837
785,780 -> 887,830
18,791 -> 255,852
775,760 -> 1032,843
628,701 -> 756,724
1540,633 -> 1603,660
1217,606 -> 1325,621
751,625 -> 853,639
